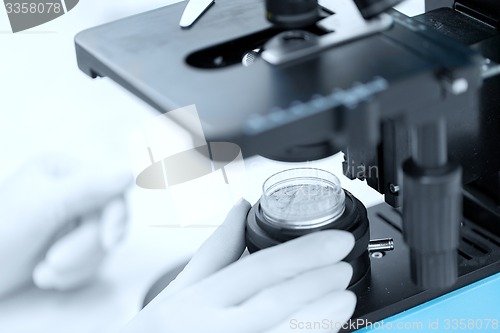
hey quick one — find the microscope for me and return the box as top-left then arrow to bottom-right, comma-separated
75,0 -> 500,330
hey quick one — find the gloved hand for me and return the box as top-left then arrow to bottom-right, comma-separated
122,199 -> 356,333
0,155 -> 132,297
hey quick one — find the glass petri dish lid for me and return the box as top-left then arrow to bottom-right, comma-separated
260,168 -> 346,229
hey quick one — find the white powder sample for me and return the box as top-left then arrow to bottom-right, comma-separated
265,184 -> 338,219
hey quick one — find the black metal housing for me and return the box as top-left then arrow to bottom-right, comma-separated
246,191 -> 371,286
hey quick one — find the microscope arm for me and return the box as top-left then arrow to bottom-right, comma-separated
265,0 -> 465,289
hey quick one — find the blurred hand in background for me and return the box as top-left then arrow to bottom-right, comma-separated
0,155 -> 132,297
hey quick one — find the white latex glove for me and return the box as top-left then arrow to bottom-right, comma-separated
0,155 -> 131,297
122,199 -> 356,333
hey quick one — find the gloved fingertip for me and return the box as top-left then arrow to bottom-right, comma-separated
100,198 -> 128,250
344,291 -> 358,319
336,261 -> 354,279
322,230 -> 356,250
33,259 -> 101,291
345,289 -> 357,302
236,197 -> 251,209
33,262 -> 56,290
222,198 -> 251,228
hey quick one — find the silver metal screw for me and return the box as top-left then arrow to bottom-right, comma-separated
443,76 -> 469,95
368,238 -> 394,252
371,252 -> 384,259
389,184 -> 400,194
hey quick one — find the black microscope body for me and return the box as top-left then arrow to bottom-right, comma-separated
75,0 -> 500,330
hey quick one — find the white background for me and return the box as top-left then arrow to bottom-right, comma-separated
0,1 -> 424,332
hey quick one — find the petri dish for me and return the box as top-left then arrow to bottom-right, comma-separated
260,168 -> 346,229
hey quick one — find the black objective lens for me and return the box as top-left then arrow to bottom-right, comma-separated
265,0 -> 319,28
245,169 -> 371,287
352,0 -> 404,19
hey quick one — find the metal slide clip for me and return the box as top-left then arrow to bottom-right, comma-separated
180,0 -> 215,28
